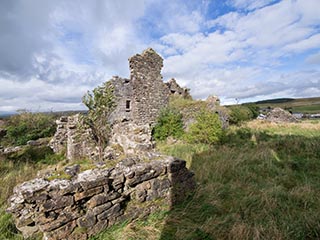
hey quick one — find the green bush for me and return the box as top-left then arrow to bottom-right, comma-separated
153,108 -> 184,141
228,105 -> 255,125
2,111 -> 56,146
6,146 -> 54,163
185,110 -> 222,144
244,103 -> 260,118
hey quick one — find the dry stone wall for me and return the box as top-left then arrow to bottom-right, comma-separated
7,156 -> 195,240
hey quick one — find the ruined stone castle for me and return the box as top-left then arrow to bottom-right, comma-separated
49,48 -> 190,159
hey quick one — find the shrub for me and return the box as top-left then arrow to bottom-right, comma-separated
153,108 -> 184,141
185,110 -> 222,144
82,81 -> 116,160
244,104 -> 260,118
228,105 -> 254,125
6,146 -> 54,163
2,111 -> 56,146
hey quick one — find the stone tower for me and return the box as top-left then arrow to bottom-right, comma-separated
109,48 -> 170,127
129,48 -> 169,126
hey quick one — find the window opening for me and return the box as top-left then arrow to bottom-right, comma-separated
126,100 -> 131,111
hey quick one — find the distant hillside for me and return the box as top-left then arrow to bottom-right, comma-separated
255,98 -> 295,104
0,110 -> 87,119
245,97 -> 320,114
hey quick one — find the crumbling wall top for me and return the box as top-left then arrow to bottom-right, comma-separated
129,48 -> 163,78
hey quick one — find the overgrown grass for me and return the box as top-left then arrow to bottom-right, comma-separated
0,151 -> 63,240
96,120 -> 320,240
2,120 -> 320,239
245,119 -> 320,137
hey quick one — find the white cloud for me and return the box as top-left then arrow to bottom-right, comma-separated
283,34 -> 320,53
157,0 -> 320,103
228,0 -> 277,10
306,52 -> 320,65
0,0 -> 320,112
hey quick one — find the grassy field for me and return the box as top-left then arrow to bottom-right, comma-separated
92,119 -> 320,239
1,120 -> 320,239
253,97 -> 320,114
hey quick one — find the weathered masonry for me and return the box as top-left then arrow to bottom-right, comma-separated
49,48 -> 190,158
109,48 -> 171,126
7,156 -> 195,240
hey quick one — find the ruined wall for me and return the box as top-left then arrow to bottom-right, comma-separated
166,78 -> 191,99
110,122 -> 153,154
265,107 -> 298,123
108,76 -> 133,124
130,48 -> 170,126
48,49 -> 191,160
49,116 -> 68,153
7,156 -> 195,240
49,115 -> 98,161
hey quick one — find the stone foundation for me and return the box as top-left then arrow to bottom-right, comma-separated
7,156 -> 195,240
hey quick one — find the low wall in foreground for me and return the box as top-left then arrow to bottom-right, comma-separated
7,156 -> 195,240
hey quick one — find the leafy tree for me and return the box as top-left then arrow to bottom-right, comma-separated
153,108 -> 184,141
185,110 -> 223,144
82,82 -> 116,160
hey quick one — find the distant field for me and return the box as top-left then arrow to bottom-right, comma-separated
253,97 -> 320,114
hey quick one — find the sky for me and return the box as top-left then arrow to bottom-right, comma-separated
0,0 -> 320,113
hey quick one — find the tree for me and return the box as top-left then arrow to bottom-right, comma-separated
82,82 -> 116,160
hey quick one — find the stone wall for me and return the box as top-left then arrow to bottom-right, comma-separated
48,49 -> 191,160
108,76 -> 133,124
130,48 -> 170,126
107,48 -> 170,127
110,122 -> 153,154
7,156 -> 195,240
49,115 -> 98,161
166,78 -> 191,99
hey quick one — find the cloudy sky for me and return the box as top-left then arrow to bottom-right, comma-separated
1,0 -> 320,113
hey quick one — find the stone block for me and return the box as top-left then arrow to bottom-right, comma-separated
97,203 -> 121,221
92,202 -> 112,216
77,211 -> 96,228
41,195 -> 74,212
74,186 -> 103,201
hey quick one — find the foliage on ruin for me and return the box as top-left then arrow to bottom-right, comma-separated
185,110 -> 223,144
152,108 -> 184,141
82,81 -> 116,160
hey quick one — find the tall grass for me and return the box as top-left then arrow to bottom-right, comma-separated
2,120 -> 320,239
158,123 -> 320,239
94,121 -> 320,239
0,151 -> 63,240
